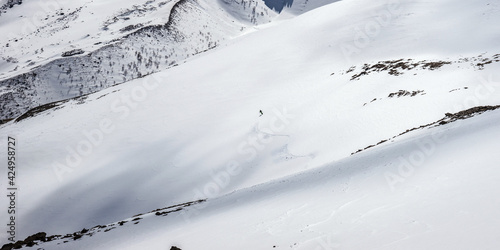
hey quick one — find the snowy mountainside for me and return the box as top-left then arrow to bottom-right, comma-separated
6,109 -> 500,250
1,0 -> 500,249
0,0 -> 21,14
272,0 -> 341,16
0,0 -> 278,121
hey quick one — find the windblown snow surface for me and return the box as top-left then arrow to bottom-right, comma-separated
1,0 -> 500,249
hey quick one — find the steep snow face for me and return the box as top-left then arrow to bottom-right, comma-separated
0,0 -> 274,79
0,0 -> 277,121
0,0 -> 500,249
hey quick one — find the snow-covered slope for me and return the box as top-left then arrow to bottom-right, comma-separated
13,108 -> 500,250
1,0 -> 500,249
0,0 -> 278,121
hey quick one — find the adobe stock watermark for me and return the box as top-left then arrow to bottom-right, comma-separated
385,74 -> 499,191
180,107 -> 295,222
5,0 -> 62,45
384,129 -> 448,191
340,0 -> 401,63
51,74 -> 163,182
5,136 -> 18,243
